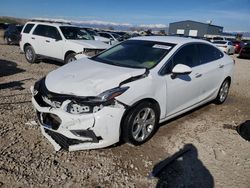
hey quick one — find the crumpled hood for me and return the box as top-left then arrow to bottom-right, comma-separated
69,40 -> 109,49
45,58 -> 146,96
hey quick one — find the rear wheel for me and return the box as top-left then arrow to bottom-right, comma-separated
24,45 -> 37,64
122,101 -> 159,145
65,53 -> 76,64
214,79 -> 230,104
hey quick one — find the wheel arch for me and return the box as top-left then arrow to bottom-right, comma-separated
120,98 -> 161,132
64,50 -> 76,60
23,43 -> 32,50
224,76 -> 231,85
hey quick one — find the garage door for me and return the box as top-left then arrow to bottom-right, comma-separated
189,30 -> 198,37
177,29 -> 185,35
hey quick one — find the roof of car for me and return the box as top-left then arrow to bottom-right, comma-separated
213,40 -> 230,43
130,36 -> 210,45
26,21 -> 72,27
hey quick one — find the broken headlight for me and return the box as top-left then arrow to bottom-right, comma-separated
77,48 -> 103,57
66,86 -> 129,114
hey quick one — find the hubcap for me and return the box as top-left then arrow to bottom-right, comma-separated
67,57 -> 76,63
26,49 -> 33,61
219,81 -> 229,102
132,107 -> 156,142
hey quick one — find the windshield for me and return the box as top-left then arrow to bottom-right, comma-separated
213,41 -> 227,44
60,26 -> 94,40
111,33 -> 121,39
85,28 -> 99,36
92,40 -> 175,69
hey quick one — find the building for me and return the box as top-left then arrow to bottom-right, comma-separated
169,20 -> 223,37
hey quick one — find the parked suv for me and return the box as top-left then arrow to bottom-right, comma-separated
20,21 -> 109,64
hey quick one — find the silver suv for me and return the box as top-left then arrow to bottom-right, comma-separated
20,20 -> 109,64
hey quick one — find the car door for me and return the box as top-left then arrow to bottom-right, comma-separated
32,24 -> 47,55
161,43 -> 204,117
42,26 -> 64,60
196,43 -> 225,100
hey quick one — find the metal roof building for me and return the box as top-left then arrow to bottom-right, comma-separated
169,20 -> 223,37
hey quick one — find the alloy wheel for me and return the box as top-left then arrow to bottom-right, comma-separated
132,107 -> 156,142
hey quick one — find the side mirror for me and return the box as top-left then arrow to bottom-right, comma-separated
171,64 -> 192,78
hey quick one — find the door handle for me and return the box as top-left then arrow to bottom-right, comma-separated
45,40 -> 50,43
195,73 -> 202,78
31,37 -> 35,40
219,64 -> 224,68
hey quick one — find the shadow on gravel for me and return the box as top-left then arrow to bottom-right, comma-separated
38,59 -> 63,66
0,78 -> 34,90
159,101 -> 213,128
150,144 -> 214,188
0,59 -> 25,77
237,120 -> 250,141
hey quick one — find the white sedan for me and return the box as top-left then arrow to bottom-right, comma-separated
212,40 -> 235,55
31,36 -> 234,151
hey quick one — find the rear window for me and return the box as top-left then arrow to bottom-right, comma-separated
213,41 -> 227,44
23,24 -> 35,33
198,43 -> 224,64
213,37 -> 224,41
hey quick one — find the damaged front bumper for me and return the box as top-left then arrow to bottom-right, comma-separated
31,87 -> 126,151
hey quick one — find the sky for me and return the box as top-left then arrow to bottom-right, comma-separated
0,0 -> 250,31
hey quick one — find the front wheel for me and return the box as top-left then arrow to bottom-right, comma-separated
65,53 -> 76,64
214,79 -> 230,104
122,102 -> 159,146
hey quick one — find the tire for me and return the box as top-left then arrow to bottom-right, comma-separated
214,79 -> 230,104
24,45 -> 37,64
4,37 -> 10,45
121,101 -> 159,145
65,53 -> 76,64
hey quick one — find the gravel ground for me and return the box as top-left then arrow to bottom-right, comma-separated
0,41 -> 250,188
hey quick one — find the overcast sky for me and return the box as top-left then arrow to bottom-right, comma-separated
0,0 -> 250,31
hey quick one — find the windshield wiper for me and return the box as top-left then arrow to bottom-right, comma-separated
119,68 -> 149,86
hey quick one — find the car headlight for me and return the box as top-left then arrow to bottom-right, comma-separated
66,86 -> 129,114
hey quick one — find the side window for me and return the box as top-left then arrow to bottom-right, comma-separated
33,25 -> 61,39
33,25 -> 47,37
23,24 -> 34,33
198,43 -> 223,64
46,26 -> 61,39
100,33 -> 110,38
162,44 -> 198,74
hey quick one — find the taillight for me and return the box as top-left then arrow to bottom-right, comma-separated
235,44 -> 239,47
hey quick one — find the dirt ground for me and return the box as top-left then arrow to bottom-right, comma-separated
0,40 -> 250,188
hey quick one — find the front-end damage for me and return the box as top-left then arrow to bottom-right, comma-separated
75,48 -> 106,59
31,78 -> 128,151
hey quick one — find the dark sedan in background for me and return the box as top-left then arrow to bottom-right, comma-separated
233,41 -> 245,54
3,24 -> 23,45
239,43 -> 250,59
